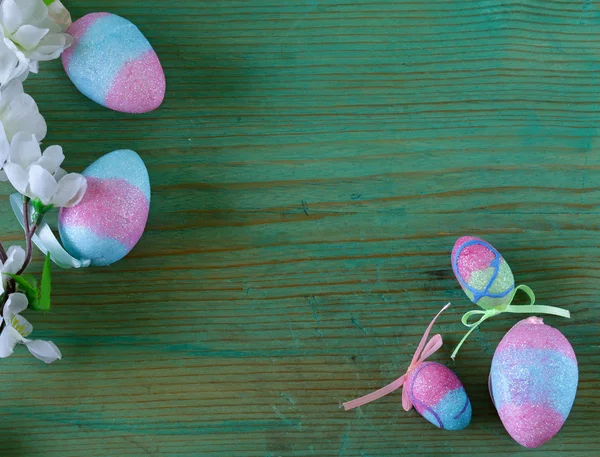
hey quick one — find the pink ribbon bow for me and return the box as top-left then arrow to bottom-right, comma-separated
342,303 -> 450,411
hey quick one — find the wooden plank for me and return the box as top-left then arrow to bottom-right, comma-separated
0,0 -> 597,455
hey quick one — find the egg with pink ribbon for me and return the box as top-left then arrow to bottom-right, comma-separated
343,304 -> 471,431
490,317 -> 578,448
62,13 -> 165,113
405,361 -> 471,430
58,149 -> 150,266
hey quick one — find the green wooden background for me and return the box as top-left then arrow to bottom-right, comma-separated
0,0 -> 598,455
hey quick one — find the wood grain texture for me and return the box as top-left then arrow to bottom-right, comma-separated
0,0 -> 597,455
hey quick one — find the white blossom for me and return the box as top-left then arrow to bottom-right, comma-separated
0,35 -> 28,86
0,245 -> 25,294
0,79 -> 46,142
0,0 -> 73,73
47,0 -> 71,31
0,293 -> 61,363
2,132 -> 86,207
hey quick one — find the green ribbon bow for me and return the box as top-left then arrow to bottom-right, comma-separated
451,284 -> 570,359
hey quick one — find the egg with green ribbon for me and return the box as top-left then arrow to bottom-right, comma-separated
451,236 -> 515,310
450,235 -> 571,359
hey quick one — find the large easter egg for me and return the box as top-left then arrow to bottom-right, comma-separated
452,236 -> 515,309
58,149 -> 151,266
405,362 -> 471,430
62,13 -> 165,113
489,317 -> 578,448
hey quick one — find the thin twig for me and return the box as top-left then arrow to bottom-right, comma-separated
23,198 -> 30,240
16,226 -> 36,276
0,241 -> 7,263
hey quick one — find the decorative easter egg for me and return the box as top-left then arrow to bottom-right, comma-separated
405,362 -> 472,430
489,317 -> 578,448
58,149 -> 150,266
62,13 -> 165,113
452,236 -> 515,309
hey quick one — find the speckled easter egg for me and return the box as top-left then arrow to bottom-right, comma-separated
405,362 -> 471,430
62,13 -> 165,113
489,317 -> 578,448
58,150 -> 150,266
451,236 -> 515,309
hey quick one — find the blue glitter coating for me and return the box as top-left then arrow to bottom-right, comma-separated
66,14 -> 152,106
420,388 -> 472,431
58,149 -> 150,265
83,149 -> 151,201
60,225 -> 129,266
491,348 -> 578,418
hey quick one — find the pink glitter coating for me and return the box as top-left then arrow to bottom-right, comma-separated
496,317 -> 577,361
451,235 -> 479,261
498,403 -> 564,448
406,362 -> 462,407
62,12 -> 110,69
104,50 -> 166,114
453,236 -> 495,283
58,177 -> 149,249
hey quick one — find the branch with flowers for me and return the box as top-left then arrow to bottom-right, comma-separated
0,0 -> 84,363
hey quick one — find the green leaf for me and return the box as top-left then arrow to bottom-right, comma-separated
43,0 -> 56,6
22,275 -> 38,289
6,273 -> 39,309
38,253 -> 52,311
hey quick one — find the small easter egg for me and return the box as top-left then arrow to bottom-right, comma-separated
451,236 -> 515,309
58,149 -> 151,266
489,317 -> 578,448
62,13 -> 165,113
405,362 -> 472,430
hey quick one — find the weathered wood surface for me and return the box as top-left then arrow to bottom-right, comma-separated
0,0 -> 597,455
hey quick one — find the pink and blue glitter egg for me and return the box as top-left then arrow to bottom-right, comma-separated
62,13 -> 165,113
489,317 -> 578,448
452,236 -> 515,309
405,362 -> 471,430
58,149 -> 151,266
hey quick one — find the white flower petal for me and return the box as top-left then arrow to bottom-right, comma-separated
0,326 -> 21,358
47,0 -> 71,32
0,77 -> 22,112
16,64 -> 29,81
25,339 -> 61,363
53,166 -> 66,181
3,162 -> 29,194
0,76 -> 23,115
0,123 -> 10,167
0,0 -> 23,36
36,144 -> 64,173
0,81 -> 46,141
28,58 -> 38,73
10,314 -> 32,338
11,25 -> 49,51
53,173 -> 86,208
0,170 -> 7,181
3,245 -> 26,275
3,292 -> 28,323
15,0 -> 47,25
29,32 -> 71,61
9,131 -> 40,167
12,95 -> 46,140
28,164 -> 57,205
0,39 -> 28,87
